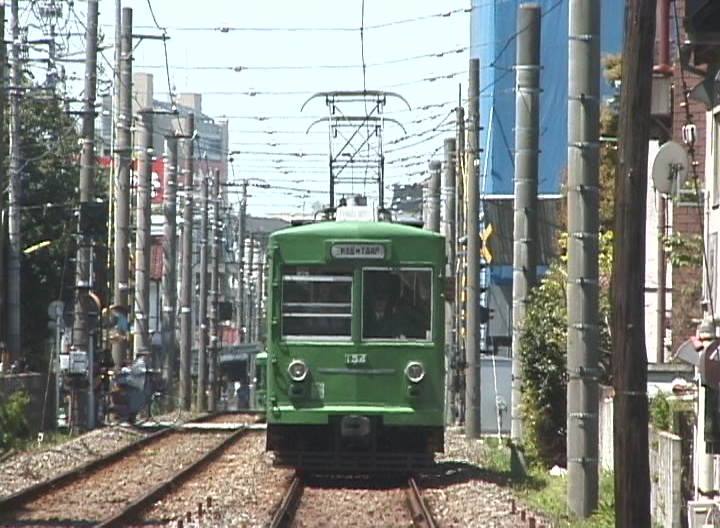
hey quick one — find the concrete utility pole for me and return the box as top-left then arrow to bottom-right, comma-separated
161,133 -> 178,382
208,169 -> 221,412
247,235 -> 255,342
107,0 -> 121,283
0,3 -> 6,350
567,0 -> 601,518
428,161 -> 441,233
443,138 -> 457,424
511,2 -> 541,467
179,113 -> 195,410
162,135 -> 179,382
465,58 -> 481,438
197,169 -> 209,411
255,244 -> 266,342
133,110 -> 153,358
611,0 -> 654,525
455,105 -> 466,424
71,0 -> 99,430
7,0 -> 23,360
112,7 -> 133,370
235,181 -> 248,343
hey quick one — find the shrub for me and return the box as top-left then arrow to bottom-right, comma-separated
0,391 -> 31,450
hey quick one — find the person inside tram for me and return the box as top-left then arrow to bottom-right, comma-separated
364,289 -> 399,338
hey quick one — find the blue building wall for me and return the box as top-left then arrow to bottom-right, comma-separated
471,0 -> 624,196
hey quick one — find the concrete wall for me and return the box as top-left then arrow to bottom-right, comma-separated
599,388 -> 684,528
480,355 -> 511,435
0,373 -> 56,434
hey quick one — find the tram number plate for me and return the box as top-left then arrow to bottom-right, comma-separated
345,353 -> 367,366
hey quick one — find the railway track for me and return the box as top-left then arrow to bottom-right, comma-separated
268,473 -> 438,528
0,413 -> 253,527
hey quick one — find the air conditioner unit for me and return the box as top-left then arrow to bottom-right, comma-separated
688,500 -> 720,528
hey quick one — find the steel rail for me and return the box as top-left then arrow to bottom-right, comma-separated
95,428 -> 249,527
267,474 -> 303,528
406,477 -> 437,528
0,413 -> 230,513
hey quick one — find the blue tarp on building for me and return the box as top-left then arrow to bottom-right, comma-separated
470,0 -> 624,196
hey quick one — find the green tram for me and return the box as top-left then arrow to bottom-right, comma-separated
264,213 -> 446,471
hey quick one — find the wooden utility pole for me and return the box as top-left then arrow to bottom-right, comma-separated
612,0 -> 655,525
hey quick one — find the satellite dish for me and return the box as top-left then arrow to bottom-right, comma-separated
651,141 -> 688,195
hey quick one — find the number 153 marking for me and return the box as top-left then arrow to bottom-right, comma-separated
345,353 -> 367,365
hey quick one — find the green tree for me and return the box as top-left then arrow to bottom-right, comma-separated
3,89 -> 94,368
519,232 -> 613,467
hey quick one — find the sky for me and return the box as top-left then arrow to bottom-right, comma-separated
25,0 -> 470,218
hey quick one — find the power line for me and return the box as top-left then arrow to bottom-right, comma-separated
95,6 -> 471,33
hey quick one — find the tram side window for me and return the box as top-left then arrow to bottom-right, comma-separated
363,268 -> 432,341
281,267 -> 353,340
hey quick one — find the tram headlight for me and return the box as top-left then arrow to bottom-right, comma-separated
288,359 -> 308,382
405,361 -> 425,383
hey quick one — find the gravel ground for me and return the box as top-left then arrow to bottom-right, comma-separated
0,421 -> 554,527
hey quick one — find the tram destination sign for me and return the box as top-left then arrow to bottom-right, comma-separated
331,243 -> 386,259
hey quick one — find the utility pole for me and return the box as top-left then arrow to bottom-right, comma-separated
567,0 -> 601,518
107,0 -> 121,298
71,0 -> 99,430
428,161 -> 441,233
247,235 -> 255,342
255,243 -> 266,342
7,0 -> 23,360
208,169 -> 221,412
162,135 -> 179,382
112,7 -> 133,370
133,110 -> 153,358
655,0 -> 671,364
0,2 -> 6,354
612,0 -> 654,525
455,105 -> 466,424
511,2 -> 541,471
443,138 -> 457,424
465,58 -> 481,438
235,181 -> 248,343
179,113 -> 195,410
196,169 -> 209,411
